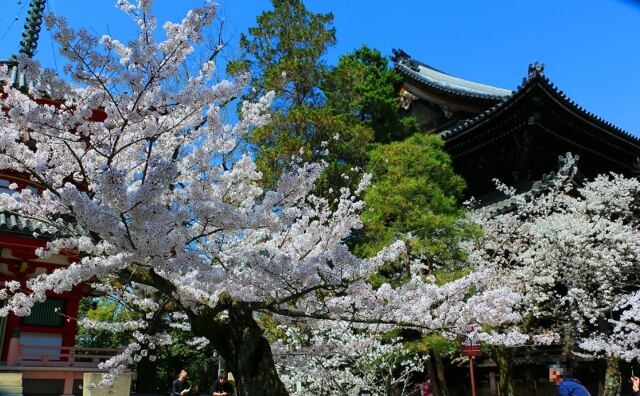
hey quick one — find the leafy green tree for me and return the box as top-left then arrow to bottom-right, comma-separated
322,46 -> 416,144
76,297 -> 135,348
357,134 -> 468,275
310,46 -> 420,199
247,45 -> 419,196
234,0 -> 336,187
239,2 -> 468,271
237,0 -> 335,107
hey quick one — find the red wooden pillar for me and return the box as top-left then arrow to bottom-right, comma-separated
2,315 -> 21,361
470,356 -> 477,396
6,329 -> 19,365
62,371 -> 75,396
61,296 -> 80,347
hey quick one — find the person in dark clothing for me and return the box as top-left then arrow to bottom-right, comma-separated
210,373 -> 234,396
549,366 -> 591,396
172,370 -> 191,396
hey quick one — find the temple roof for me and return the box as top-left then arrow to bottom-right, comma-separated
394,52 -> 640,198
0,212 -> 53,237
1,59 -> 30,91
392,49 -> 512,101
438,66 -> 640,147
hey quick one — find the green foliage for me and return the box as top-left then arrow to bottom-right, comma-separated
312,46 -> 420,200
153,333 -> 218,393
237,0 -> 335,106
239,0 -> 338,189
432,266 -> 472,286
356,134 -> 468,267
248,44 -> 420,203
76,297 -> 135,348
250,104 -> 374,191
242,0 -> 469,286
322,46 -> 417,143
410,333 -> 459,356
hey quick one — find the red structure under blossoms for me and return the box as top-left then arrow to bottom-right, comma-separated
0,207 -> 120,395
0,3 -> 126,392
0,58 -> 122,395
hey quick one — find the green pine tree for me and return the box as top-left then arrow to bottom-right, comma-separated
239,1 -> 469,270
356,134 -> 470,281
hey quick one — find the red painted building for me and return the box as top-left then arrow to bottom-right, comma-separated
0,60 -> 122,396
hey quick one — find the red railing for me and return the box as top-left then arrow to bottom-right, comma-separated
16,345 -> 123,367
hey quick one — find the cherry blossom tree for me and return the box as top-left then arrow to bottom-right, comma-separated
0,1 -> 524,394
464,155 -> 640,396
273,321 -> 425,396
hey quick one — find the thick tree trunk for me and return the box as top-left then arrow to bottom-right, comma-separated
135,357 -> 158,393
434,351 -> 450,396
493,347 -> 514,396
223,307 -> 289,396
190,304 -> 289,396
603,357 -> 621,396
426,352 -> 442,396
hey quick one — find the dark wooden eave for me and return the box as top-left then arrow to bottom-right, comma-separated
436,68 -> 640,197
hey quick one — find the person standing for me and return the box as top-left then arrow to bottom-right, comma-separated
549,366 -> 591,396
172,370 -> 191,396
210,373 -> 234,396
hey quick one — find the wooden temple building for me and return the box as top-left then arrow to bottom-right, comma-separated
392,50 -> 640,394
0,2 -> 124,396
392,49 -> 640,202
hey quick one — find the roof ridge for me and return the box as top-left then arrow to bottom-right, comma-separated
439,73 -> 640,145
391,48 -> 512,100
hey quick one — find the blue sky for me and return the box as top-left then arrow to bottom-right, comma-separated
1,0 -> 639,134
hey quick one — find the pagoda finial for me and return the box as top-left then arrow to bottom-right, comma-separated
528,62 -> 545,78
18,0 -> 46,58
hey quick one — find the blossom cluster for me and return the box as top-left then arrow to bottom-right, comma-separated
273,321 -> 425,396
464,154 -> 640,360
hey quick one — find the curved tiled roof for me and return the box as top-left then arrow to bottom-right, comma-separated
393,54 -> 512,101
0,212 -> 54,237
1,60 -> 29,91
438,71 -> 640,146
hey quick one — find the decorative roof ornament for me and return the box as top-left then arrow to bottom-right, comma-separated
18,0 -> 46,58
391,48 -> 420,71
398,87 -> 417,110
391,48 -> 411,63
528,62 -> 545,78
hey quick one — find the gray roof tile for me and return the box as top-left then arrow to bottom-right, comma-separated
395,58 -> 512,100
0,212 -> 53,237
